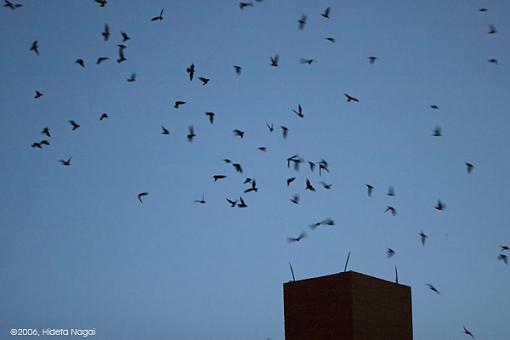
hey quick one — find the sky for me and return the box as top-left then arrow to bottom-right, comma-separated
0,0 -> 509,339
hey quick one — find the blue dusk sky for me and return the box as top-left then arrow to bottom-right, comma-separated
0,1 -> 509,339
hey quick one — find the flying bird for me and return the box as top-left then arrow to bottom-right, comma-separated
386,248 -> 396,258
290,194 -> 300,205
488,24 -> 497,34
233,129 -> 245,138
126,73 -> 136,82
187,126 -> 196,142
30,40 -> 39,55
281,126 -> 289,138
99,113 -> 109,120
321,7 -> 330,18
194,193 -> 206,204
270,54 -> 279,67
488,59 -> 498,64
102,24 -> 110,41
368,56 -> 377,64
121,32 -> 130,42
151,8 -> 164,21
174,101 -> 186,108
419,230 -> 428,246
385,206 -> 396,216
31,140 -> 50,149
257,147 -> 267,152
68,120 -> 80,130
186,64 -> 195,81
287,232 -> 306,243
4,0 -> 23,9
287,177 -> 296,186
387,186 -> 395,196
305,179 -> 315,191
244,179 -> 258,193
297,15 -> 307,30
501,245 -> 509,252
41,127 -> 50,137
137,192 -> 148,203
426,283 -> 440,294
320,181 -> 332,189
59,157 -> 72,166
300,58 -> 315,65
293,104 -> 304,118
226,198 -> 237,207
498,253 -> 508,265
430,105 -> 439,109
233,65 -> 242,75
326,37 -> 336,43
366,184 -> 374,196
233,163 -> 243,173
213,175 -> 226,182
95,0 -> 107,7
344,93 -> 359,102
199,77 -> 210,85
205,112 -> 215,124
432,126 -> 442,136
96,57 -> 109,64
239,2 -> 253,9
161,126 -> 170,135
435,200 -> 446,211
266,122 -> 274,132
465,162 -> 474,173
117,44 -> 126,63
463,326 -> 474,338
75,58 -> 85,67
34,90 -> 43,98
237,197 -> 248,208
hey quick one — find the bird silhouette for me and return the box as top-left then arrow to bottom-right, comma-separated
368,56 -> 377,64
463,326 -> 474,338
205,112 -> 215,124
186,64 -> 195,81
4,0 -> 23,9
318,160 -> 329,175
41,127 -> 50,137
194,193 -> 206,204
281,126 -> 289,138
121,32 -> 130,42
34,90 -> 43,98
239,2 -> 253,9
213,175 -> 226,182
326,37 -> 336,43
321,7 -> 330,18
266,122 -> 274,132
430,104 -> 439,109
344,93 -> 359,102
30,40 -> 39,55
68,120 -> 80,130
308,161 -> 316,172
419,230 -> 428,246
257,147 -> 267,152
137,192 -> 148,203
320,181 -> 332,189
432,126 -> 442,136
305,179 -> 315,191
435,200 -> 446,211
96,57 -> 109,64
244,179 -> 258,193
233,65 -> 242,75
287,177 -> 296,186
75,58 -> 85,67
174,101 -> 186,109
237,197 -> 248,208
387,186 -> 395,196
59,157 -> 72,166
126,73 -> 136,82
488,59 -> 498,64
99,113 -> 109,120
233,163 -> 243,173
290,194 -> 300,204
386,248 -> 396,257
366,184 -> 374,196
151,8 -> 164,21
270,54 -> 279,67
498,253 -> 508,265
199,77 -> 209,85
501,245 -> 509,252
465,162 -> 474,174
488,25 -> 497,34
426,283 -> 440,294
287,231 -> 306,243
95,0 -> 107,7
226,198 -> 237,207
117,44 -> 126,63
478,8 -> 488,12
385,206 -> 396,215
102,24 -> 110,41
31,140 -> 50,149
300,58 -> 315,65
161,126 -> 170,135
293,104 -> 304,118
297,15 -> 307,30
233,129 -> 245,138
187,126 -> 196,142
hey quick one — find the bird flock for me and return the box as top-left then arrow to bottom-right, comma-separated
5,0 -> 509,338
